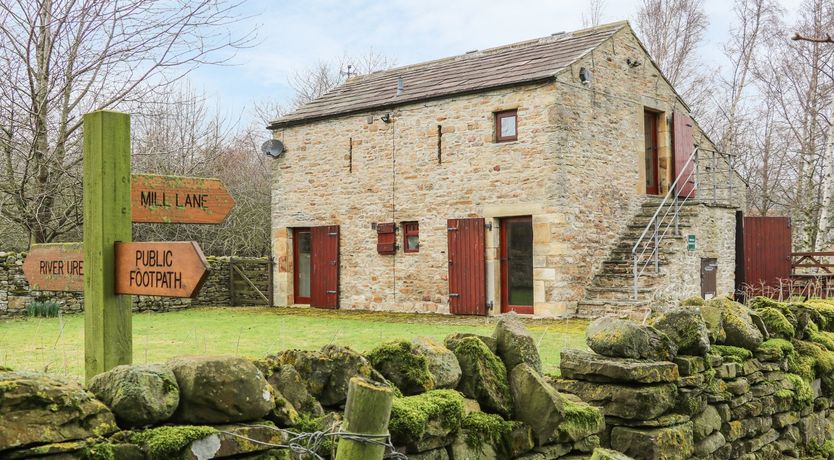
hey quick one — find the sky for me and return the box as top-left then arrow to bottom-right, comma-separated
189,0 -> 804,131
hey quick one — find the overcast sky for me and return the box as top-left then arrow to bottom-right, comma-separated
190,0 -> 804,130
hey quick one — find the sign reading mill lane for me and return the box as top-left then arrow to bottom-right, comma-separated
131,174 -> 235,224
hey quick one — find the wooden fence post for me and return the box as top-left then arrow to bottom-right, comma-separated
335,377 -> 395,460
83,110 -> 133,381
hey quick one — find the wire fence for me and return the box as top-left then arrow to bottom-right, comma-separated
219,423 -> 408,460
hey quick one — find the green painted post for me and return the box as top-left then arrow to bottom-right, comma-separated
83,110 -> 133,381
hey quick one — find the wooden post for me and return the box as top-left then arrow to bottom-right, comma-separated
83,110 -> 133,381
335,377 -> 395,460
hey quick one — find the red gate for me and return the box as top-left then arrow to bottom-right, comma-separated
447,218 -> 486,316
739,216 -> 791,292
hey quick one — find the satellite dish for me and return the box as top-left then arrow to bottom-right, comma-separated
261,139 -> 285,158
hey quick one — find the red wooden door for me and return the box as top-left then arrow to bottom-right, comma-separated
673,111 -> 696,198
742,216 -> 791,290
644,111 -> 660,195
310,225 -> 340,309
447,218 -> 486,316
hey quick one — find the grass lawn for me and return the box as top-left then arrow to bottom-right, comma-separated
0,307 -> 588,381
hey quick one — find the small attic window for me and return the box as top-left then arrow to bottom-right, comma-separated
495,109 -> 518,142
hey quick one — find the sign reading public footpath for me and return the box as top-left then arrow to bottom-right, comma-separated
21,243 -> 84,292
114,241 -> 209,298
131,174 -> 235,224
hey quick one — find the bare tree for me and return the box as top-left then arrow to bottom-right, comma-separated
582,0 -> 606,28
289,48 -> 396,108
0,0 -> 252,247
634,0 -> 708,100
132,84 -> 272,256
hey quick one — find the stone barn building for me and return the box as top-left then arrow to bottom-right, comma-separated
267,21 -> 745,318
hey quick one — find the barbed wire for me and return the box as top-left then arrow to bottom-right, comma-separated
218,423 -> 409,460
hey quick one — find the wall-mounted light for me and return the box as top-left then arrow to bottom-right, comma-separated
381,113 -> 392,123
579,67 -> 592,86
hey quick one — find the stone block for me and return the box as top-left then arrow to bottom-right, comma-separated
610,422 -> 694,460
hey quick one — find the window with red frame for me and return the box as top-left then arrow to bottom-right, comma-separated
495,109 -> 518,142
403,221 -> 419,253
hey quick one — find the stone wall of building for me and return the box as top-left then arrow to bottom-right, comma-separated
0,252 -> 260,317
656,204 -> 739,304
270,25 -> 743,317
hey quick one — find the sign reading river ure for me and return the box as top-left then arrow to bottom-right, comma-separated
22,243 -> 84,292
114,241 -> 209,298
131,174 -> 235,224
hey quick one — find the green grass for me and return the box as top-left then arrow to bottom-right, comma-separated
0,307 -> 588,381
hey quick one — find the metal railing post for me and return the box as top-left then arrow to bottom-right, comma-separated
712,151 -> 717,206
674,193 -> 680,236
633,250 -> 638,299
654,217 -> 660,273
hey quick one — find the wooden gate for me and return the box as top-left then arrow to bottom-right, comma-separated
311,225 -> 340,309
738,216 -> 792,292
229,258 -> 274,306
447,218 -> 486,316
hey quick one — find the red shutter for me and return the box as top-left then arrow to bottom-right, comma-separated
673,111 -> 696,198
447,218 -> 486,316
311,225 -> 339,309
377,222 -> 397,255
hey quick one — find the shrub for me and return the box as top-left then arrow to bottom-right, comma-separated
25,301 -> 60,318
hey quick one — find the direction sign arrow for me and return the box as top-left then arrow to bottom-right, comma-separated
22,243 -> 84,292
131,174 -> 235,224
115,241 -> 209,298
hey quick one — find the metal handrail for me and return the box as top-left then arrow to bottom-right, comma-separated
632,147 -> 700,298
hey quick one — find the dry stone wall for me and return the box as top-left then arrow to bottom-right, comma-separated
0,251 -> 253,317
2,296 -> 833,459
553,296 -> 834,459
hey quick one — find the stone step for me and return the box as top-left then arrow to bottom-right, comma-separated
574,299 -> 652,319
591,272 -> 665,288
584,285 -> 656,301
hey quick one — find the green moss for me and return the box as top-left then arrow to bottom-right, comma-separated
129,425 -> 217,460
756,307 -> 795,339
389,389 -> 465,444
785,373 -> 814,409
680,296 -> 705,306
461,412 -> 511,449
711,345 -> 753,363
800,299 -> 834,330
748,296 -> 785,310
560,398 -> 604,440
81,441 -> 116,460
806,321 -> 834,351
454,337 -> 508,391
293,414 -> 338,455
366,341 -> 435,394
758,338 -> 795,359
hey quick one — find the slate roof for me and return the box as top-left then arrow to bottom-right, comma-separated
268,21 -> 628,129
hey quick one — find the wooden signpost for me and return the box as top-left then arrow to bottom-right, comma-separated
131,174 -> 235,224
83,110 -> 133,380
114,241 -> 209,298
18,110 -> 236,380
21,243 -> 84,292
